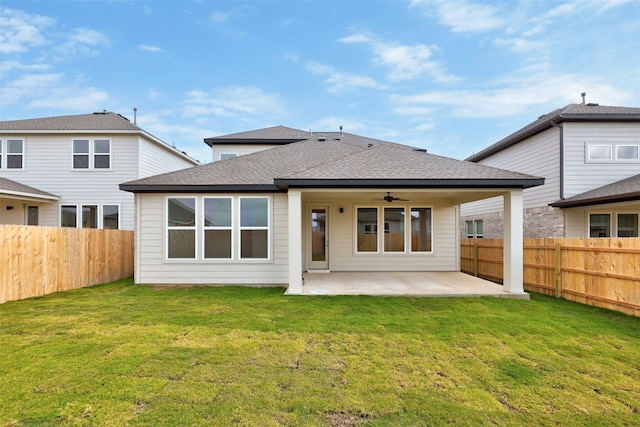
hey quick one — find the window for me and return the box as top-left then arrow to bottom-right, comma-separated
617,213 -> 638,237
464,219 -> 483,238
384,207 -> 405,252
167,198 -> 196,259
475,220 -> 484,238
103,205 -> 119,229
616,145 -> 639,161
204,198 -> 232,259
587,145 -> 612,161
220,153 -> 237,160
6,139 -> 24,169
411,208 -> 432,252
73,139 -> 111,169
82,205 -> 98,228
240,197 -> 269,259
27,206 -> 38,226
589,213 -> 611,237
465,220 -> 474,238
61,205 -> 78,227
357,208 -> 378,252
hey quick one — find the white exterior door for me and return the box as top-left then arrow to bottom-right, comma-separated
307,206 -> 329,270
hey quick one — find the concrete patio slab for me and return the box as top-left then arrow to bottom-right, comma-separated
298,271 -> 529,299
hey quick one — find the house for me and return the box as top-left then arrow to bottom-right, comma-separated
0,112 -> 199,229
460,103 -> 640,238
120,126 -> 544,294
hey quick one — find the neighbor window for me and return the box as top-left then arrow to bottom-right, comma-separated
27,206 -> 39,226
220,153 -> 237,160
411,208 -> 432,252
5,139 -> 24,169
357,208 -> 378,252
587,145 -> 612,162
73,139 -> 111,169
384,207 -> 405,252
82,205 -> 98,228
589,213 -> 611,237
204,197 -> 232,259
167,197 -> 196,259
586,143 -> 640,163
61,205 -> 78,227
103,205 -> 119,229
616,145 -> 639,161
617,213 -> 638,237
464,219 -> 482,239
240,197 -> 269,259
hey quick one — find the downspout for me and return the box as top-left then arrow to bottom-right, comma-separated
550,120 -> 565,200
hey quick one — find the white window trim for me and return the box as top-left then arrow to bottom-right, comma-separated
71,138 -> 113,171
587,212 -> 611,237
355,205 -> 434,255
203,197 -> 234,260
166,196 -> 198,260
61,204 -> 79,228
616,212 -> 639,237
586,143 -> 640,163
383,206 -> 406,254
2,138 -> 26,170
238,196 -> 271,261
102,204 -> 120,230
585,144 -> 613,162
615,144 -> 640,162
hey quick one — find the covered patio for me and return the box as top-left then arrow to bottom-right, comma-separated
298,271 -> 530,299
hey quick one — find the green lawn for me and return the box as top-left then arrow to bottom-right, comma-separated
1,279 -> 638,426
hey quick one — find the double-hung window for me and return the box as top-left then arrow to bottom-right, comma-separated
73,139 -> 111,169
167,198 -> 196,259
60,204 -> 120,229
204,198 -> 233,259
240,197 -> 269,259
0,139 -> 24,169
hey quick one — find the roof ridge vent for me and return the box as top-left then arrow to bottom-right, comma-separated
586,103 -> 599,107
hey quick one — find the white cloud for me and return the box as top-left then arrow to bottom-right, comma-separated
182,86 -> 287,118
138,44 -> 163,53
0,7 -> 54,53
55,28 -> 109,58
0,59 -> 49,75
307,61 -> 384,94
339,32 -> 459,83
411,0 -> 505,33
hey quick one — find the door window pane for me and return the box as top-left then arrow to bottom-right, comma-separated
617,213 -> 638,237
384,208 -> 404,252
27,206 -> 38,226
103,205 -> 119,229
311,209 -> 326,262
411,208 -> 432,252
357,208 -> 377,252
589,213 -> 611,237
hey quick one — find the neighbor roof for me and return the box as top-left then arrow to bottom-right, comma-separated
121,127 -> 544,193
467,103 -> 640,162
0,111 -> 140,131
0,177 -> 59,201
550,174 -> 640,208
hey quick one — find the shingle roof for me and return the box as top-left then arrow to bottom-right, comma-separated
467,103 -> 640,162
121,128 -> 543,192
204,125 -> 308,146
0,112 -> 140,131
550,174 -> 640,208
0,177 -> 59,200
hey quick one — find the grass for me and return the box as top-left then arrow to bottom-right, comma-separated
1,279 -> 639,426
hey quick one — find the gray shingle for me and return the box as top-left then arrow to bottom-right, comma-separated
0,112 -> 140,131
0,177 -> 59,199
551,174 -> 640,208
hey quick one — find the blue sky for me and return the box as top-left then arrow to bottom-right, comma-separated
1,0 -> 639,164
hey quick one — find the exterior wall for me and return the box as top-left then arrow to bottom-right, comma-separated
211,144 -> 281,161
302,192 -> 459,272
563,122 -> 640,199
135,192 -> 289,285
460,206 -> 565,238
0,132 -> 197,230
564,201 -> 640,237
138,137 -> 196,178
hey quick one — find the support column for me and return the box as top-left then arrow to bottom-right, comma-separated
287,189 -> 303,294
503,190 -> 524,293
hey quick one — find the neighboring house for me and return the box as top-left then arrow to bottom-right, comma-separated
0,112 -> 199,229
120,126 -> 543,294
460,103 -> 640,238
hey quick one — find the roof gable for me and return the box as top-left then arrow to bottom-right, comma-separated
467,103 -> 640,162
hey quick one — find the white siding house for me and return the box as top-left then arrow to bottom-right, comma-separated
460,103 -> 640,238
121,126 -> 543,294
0,112 -> 199,230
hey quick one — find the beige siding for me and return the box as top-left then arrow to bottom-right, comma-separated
563,122 -> 640,199
211,144 -> 281,161
135,192 -> 289,285
565,201 -> 640,237
138,137 -> 197,178
460,127 -> 560,216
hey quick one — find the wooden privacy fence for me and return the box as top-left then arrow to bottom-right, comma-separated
461,238 -> 640,317
1,224 -> 134,304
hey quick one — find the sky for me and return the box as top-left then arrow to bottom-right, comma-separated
1,0 -> 639,164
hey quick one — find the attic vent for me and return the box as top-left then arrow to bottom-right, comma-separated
318,136 -> 326,141
586,103 -> 599,107
367,143 -> 373,148
413,148 -> 427,153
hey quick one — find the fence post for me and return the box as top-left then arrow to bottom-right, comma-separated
473,239 -> 479,277
554,242 -> 562,298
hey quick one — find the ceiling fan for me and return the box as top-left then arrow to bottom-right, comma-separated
373,192 -> 409,203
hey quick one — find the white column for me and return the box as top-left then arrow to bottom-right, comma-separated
503,190 -> 524,293
287,189 -> 303,294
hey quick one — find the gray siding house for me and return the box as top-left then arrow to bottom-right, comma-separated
120,126 -> 543,294
460,103 -> 640,238
0,112 -> 199,230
